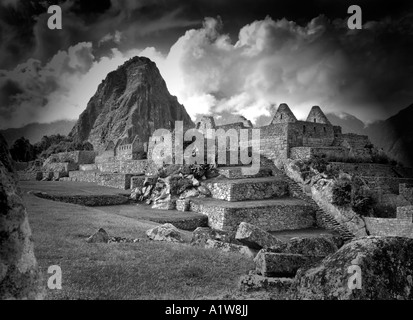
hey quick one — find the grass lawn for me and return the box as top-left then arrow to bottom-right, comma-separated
22,182 -> 254,300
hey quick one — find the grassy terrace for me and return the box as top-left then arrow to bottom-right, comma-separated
21,181 -> 254,300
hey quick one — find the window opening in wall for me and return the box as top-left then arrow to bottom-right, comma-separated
323,127 -> 326,133
303,125 -> 306,133
280,114 -> 283,120
314,119 -> 316,123
314,127 -> 316,132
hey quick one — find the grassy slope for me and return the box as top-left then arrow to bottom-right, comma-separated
24,193 -> 254,300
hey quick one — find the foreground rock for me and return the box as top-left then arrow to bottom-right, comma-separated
292,236 -> 413,300
86,228 -> 110,243
254,251 -> 322,277
268,235 -> 338,256
205,239 -> 256,259
0,134 -> 43,299
191,227 -> 234,246
146,223 -> 184,243
239,272 -> 293,294
235,222 -> 284,249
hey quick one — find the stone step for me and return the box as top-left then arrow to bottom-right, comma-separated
254,251 -> 323,277
188,197 -> 316,233
239,272 -> 294,294
203,176 -> 289,201
68,171 -> 139,189
217,166 -> 273,179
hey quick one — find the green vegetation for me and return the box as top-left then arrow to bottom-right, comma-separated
22,182 -> 253,299
331,175 -> 376,217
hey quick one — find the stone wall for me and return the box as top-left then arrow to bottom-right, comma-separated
400,183 -> 413,203
95,150 -> 115,164
204,178 -> 288,202
288,121 -> 335,148
397,205 -> 413,220
43,162 -> 78,174
290,147 -> 348,160
51,151 -> 96,165
329,162 -> 398,177
68,171 -> 139,189
96,159 -> 151,174
364,208 -> 413,238
191,201 -> 316,232
17,171 -> 43,181
362,177 -> 413,194
99,173 -> 136,189
79,164 -> 98,171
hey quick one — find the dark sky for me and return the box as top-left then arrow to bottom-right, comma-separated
0,0 -> 413,128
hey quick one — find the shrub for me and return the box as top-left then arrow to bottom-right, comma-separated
332,179 -> 352,207
332,175 -> 375,217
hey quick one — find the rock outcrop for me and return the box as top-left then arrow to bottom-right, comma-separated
70,56 -> 194,152
292,236 -> 413,300
0,133 -> 43,299
146,223 -> 184,243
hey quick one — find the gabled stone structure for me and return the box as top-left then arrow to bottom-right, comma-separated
306,105 -> 331,124
271,103 -> 297,124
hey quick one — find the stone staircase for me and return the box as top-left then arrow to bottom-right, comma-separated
285,178 -> 355,241
181,165 -> 320,234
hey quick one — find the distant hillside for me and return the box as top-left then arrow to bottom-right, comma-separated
325,112 -> 366,135
0,120 -> 76,146
327,104 -> 413,167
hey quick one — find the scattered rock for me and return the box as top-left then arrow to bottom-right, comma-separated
198,185 -> 211,196
179,188 -> 200,199
235,222 -> 284,250
144,176 -> 158,187
176,199 -> 190,212
191,227 -> 234,246
292,236 -> 413,300
86,228 -> 110,243
151,197 -> 176,210
205,239 -> 257,259
146,223 -> 184,243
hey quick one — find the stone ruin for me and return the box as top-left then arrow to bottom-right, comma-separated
11,103 -> 413,299
16,104 -> 413,240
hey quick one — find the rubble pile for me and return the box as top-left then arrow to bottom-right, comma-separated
130,164 -> 217,210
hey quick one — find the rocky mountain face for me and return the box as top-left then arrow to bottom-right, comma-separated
327,104 -> 413,167
0,133 -> 43,299
69,56 -> 194,152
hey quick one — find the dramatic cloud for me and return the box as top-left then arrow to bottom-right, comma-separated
1,14 -> 413,129
149,15 -> 413,123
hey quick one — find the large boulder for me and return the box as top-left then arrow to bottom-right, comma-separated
0,134 -> 43,299
235,222 -> 284,250
292,236 -> 413,300
86,228 -> 109,243
205,239 -> 256,259
146,223 -> 184,243
254,250 -> 322,277
268,236 -> 338,256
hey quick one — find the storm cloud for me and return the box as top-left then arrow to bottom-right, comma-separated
0,0 -> 412,128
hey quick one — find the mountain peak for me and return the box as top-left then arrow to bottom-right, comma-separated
69,56 -> 194,152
